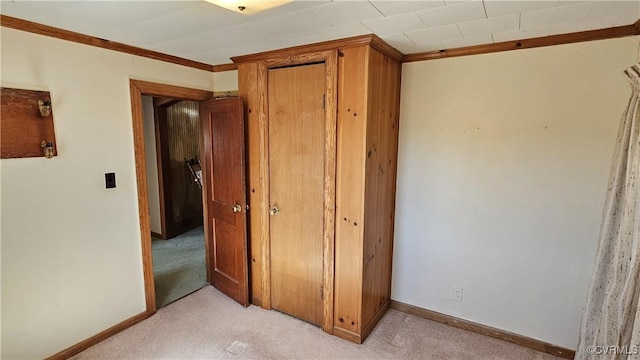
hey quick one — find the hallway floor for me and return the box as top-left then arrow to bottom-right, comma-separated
152,226 -> 206,308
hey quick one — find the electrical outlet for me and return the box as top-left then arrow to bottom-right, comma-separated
453,288 -> 463,302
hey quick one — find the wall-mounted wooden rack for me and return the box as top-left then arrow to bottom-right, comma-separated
1,87 -> 57,159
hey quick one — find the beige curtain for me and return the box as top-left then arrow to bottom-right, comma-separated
575,64 -> 640,359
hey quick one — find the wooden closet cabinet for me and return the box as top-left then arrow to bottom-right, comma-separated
232,35 -> 402,344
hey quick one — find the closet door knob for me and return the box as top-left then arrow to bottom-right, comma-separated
233,204 -> 242,213
269,206 -> 280,216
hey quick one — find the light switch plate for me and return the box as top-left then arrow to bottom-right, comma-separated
105,172 -> 116,189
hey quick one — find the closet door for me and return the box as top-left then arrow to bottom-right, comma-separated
268,63 -> 325,325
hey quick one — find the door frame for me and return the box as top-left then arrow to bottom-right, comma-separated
256,50 -> 338,333
129,79 -> 213,315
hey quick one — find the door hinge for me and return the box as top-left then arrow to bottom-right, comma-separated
320,286 -> 324,299
322,94 -> 326,110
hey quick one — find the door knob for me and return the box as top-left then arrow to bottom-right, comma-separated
233,204 -> 242,213
269,206 -> 280,216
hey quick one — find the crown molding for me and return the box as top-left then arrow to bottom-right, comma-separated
212,63 -> 239,72
0,15 -> 215,72
404,22 -> 640,63
231,34 -> 403,64
3,13 -> 638,72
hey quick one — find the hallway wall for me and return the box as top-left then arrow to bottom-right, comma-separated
143,96 -> 162,234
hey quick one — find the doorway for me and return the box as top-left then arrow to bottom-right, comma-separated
130,80 -> 250,316
250,50 -> 338,332
141,96 -> 206,308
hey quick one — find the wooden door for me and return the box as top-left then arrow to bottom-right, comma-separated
154,100 -> 203,240
201,97 -> 249,307
268,63 -> 326,325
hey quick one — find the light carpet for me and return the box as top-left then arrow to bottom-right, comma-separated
73,286 -> 562,359
152,226 -> 206,308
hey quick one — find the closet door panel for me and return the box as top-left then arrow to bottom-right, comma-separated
268,63 -> 326,325
334,46 -> 368,336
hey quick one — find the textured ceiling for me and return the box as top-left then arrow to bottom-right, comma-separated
1,0 -> 638,66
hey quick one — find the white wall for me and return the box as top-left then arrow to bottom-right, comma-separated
142,96 -> 162,235
393,35 -> 640,349
213,70 -> 238,91
0,28 -> 213,359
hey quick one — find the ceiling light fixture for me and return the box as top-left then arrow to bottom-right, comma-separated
204,0 -> 293,15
